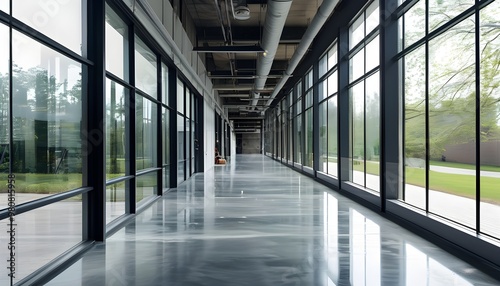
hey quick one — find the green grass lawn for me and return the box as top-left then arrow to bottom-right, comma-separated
429,160 -> 500,172
352,160 -> 500,204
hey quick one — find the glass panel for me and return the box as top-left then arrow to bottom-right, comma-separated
350,50 -> 365,82
404,0 -> 425,48
365,72 -> 380,192
328,43 -> 338,70
429,17 -> 476,228
106,80 -> 127,179
136,172 -> 157,206
319,102 -> 327,173
319,54 -> 327,78
0,197 -> 82,284
328,71 -> 338,96
162,63 -> 169,104
479,0 -> 500,239
106,181 -> 126,224
351,82 -> 365,187
8,32 -> 82,207
177,78 -> 184,114
288,116 -> 293,162
305,109 -> 313,167
186,91 -> 191,119
295,116 -> 302,164
327,96 -> 338,177
135,36 -> 157,97
106,4 -> 128,81
305,90 -> 313,108
429,0 -> 474,32
365,0 -> 380,34
0,0 -> 8,13
319,79 -> 327,102
0,24 -> 9,177
136,95 -> 158,170
162,107 -> 170,166
350,15 -> 365,50
403,46 -> 426,209
365,35 -> 380,72
13,0 -> 82,54
177,114 -> 185,162
185,117 -> 191,164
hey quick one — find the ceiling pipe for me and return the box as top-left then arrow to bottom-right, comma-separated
251,0 -> 293,109
265,0 -> 341,108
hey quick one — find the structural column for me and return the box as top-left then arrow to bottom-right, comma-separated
380,0 -> 402,208
84,0 -> 106,241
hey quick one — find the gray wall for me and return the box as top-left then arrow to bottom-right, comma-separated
242,133 -> 261,154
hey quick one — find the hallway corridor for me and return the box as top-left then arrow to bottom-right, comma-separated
47,155 -> 499,285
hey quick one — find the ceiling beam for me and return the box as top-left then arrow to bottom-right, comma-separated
197,26 -> 307,43
193,45 -> 265,53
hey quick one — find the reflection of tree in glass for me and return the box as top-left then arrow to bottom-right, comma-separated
405,3 -> 499,159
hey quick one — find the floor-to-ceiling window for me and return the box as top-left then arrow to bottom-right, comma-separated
105,4 -> 129,224
162,63 -> 172,189
134,35 -> 159,206
177,78 -> 186,184
293,82 -> 303,165
318,43 -> 338,177
348,0 -> 380,192
401,0 -> 500,238
0,1 -> 86,282
304,69 -> 314,168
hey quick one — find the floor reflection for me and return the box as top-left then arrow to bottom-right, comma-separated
47,155 -> 499,286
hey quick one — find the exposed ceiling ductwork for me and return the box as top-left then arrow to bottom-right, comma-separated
265,0 -> 341,108
251,0 -> 293,109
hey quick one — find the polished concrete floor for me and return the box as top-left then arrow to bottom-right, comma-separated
47,155 -> 499,285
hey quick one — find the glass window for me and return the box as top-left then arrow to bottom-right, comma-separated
429,0 -> 474,32
319,54 -> 327,78
365,0 -> 380,34
351,82 -> 365,187
319,102 -> 327,173
328,71 -> 338,96
136,95 -> 158,170
319,79 -> 327,102
366,35 -> 380,72
480,0 -> 500,238
403,0 -> 425,49
294,115 -> 302,164
328,43 -> 338,70
106,4 -> 129,81
106,80 -> 127,179
136,172 -> 157,206
12,1 -> 83,54
350,15 -> 365,50
9,31 -> 82,206
350,50 -> 365,82
106,181 -> 127,224
365,72 -> 380,191
305,109 -> 313,167
162,107 -> 170,167
0,24 -> 9,177
162,63 -> 169,105
403,46 -> 426,210
186,90 -> 191,119
0,197 -> 82,283
0,1 -> 8,13
428,16 -> 476,228
327,96 -> 338,177
135,36 -> 157,97
177,78 -> 184,114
